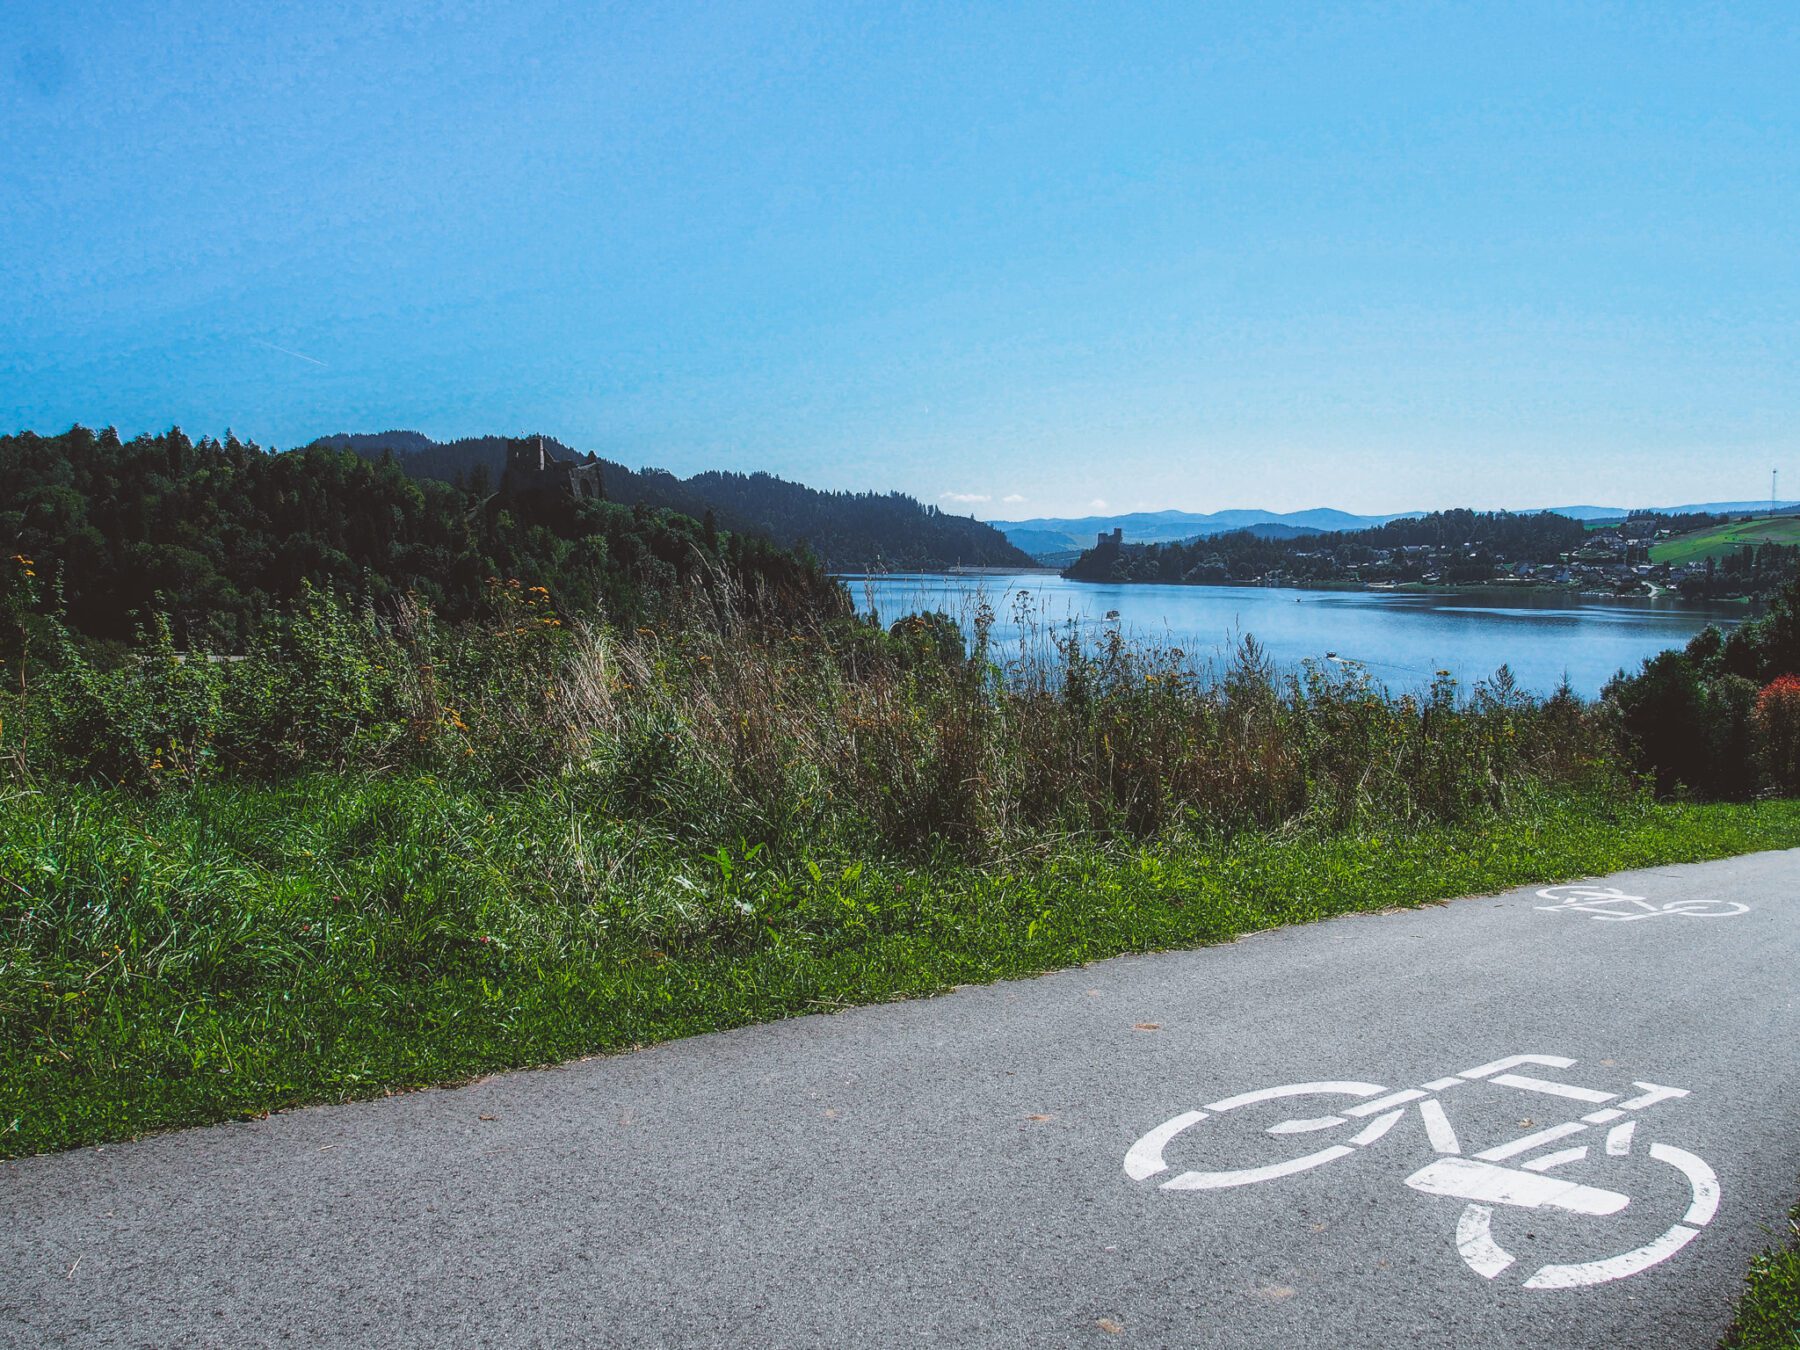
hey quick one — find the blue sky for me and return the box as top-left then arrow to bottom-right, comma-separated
3,1 -> 1795,518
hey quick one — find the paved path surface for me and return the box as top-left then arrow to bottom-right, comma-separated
4,851 -> 1797,1348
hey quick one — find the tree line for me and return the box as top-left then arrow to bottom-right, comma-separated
1065,509 -> 1599,584
1,426 -> 842,649
313,430 -> 1035,572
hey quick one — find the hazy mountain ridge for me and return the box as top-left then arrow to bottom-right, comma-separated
993,508 -> 1413,557
1540,500 -> 1800,521
996,501 -> 1800,559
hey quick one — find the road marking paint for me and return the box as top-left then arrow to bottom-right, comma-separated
1346,1089 -> 1427,1117
1160,1145 -> 1357,1192
1459,1055 -> 1576,1080
1534,886 -> 1653,919
1522,1146 -> 1588,1173
1348,1109 -> 1404,1147
1476,1121 -> 1587,1162
1616,1083 -> 1689,1111
1522,1225 -> 1699,1290
1533,886 -> 1749,922
1130,1052 -> 1716,1293
1267,1116 -> 1346,1135
1203,1081 -> 1385,1113
1123,1111 -> 1206,1180
1456,1205 -> 1514,1279
1658,899 -> 1750,918
1653,1144 -> 1720,1226
1488,1073 -> 1616,1104
1405,1158 -> 1628,1215
1419,1099 -> 1461,1155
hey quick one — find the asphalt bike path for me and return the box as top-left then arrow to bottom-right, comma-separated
3,850 -> 1796,1348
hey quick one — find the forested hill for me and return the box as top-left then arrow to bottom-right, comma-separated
0,426 -> 841,647
311,431 -> 1035,571
1065,508 -> 1598,586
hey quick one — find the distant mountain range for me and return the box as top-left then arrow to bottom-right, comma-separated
1535,500 -> 1799,521
994,502 -> 1800,560
993,508 -> 1419,559
310,432 -> 1035,572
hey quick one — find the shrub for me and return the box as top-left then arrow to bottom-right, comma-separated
33,615 -> 226,789
1606,653 -> 1758,800
221,586 -> 413,774
1753,675 -> 1800,794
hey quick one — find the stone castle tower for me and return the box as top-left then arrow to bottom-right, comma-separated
499,436 -> 604,504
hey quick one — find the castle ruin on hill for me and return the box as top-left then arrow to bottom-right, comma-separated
500,436 -> 604,504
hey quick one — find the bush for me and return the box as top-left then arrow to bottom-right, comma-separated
222,586 -> 413,774
34,615 -> 225,789
1606,652 -> 1758,800
1606,565 -> 1800,799
1753,675 -> 1800,795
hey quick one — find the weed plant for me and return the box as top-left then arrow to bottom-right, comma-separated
1721,1202 -> 1800,1349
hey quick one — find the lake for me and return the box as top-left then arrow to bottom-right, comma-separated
837,573 -> 1751,698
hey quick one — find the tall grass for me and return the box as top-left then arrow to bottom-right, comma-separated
3,570 -> 1618,859
6,769 -> 1800,1157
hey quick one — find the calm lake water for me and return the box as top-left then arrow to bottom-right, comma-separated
838,573 -> 1752,698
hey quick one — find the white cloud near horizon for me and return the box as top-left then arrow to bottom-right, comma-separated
940,490 -> 991,504
1089,498 -> 1108,511
1002,493 -> 1026,503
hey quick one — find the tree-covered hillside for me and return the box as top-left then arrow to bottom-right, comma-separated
312,431 -> 1035,571
1,426 -> 841,647
1067,509 -> 1596,585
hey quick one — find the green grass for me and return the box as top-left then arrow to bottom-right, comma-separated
1651,516 -> 1800,566
1723,1202 -> 1800,1348
5,777 -> 1800,1159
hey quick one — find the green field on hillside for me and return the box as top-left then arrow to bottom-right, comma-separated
1650,515 -> 1800,565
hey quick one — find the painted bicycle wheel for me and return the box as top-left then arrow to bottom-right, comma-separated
1124,1080 -> 1404,1191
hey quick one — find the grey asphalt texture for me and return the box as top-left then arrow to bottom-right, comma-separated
3,850 -> 1797,1349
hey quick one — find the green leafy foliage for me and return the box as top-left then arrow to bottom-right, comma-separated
1721,1202 -> 1800,1349
0,425 -> 842,648
313,429 -> 1036,571
1066,509 -> 1593,584
1606,571 -> 1800,797
4,775 -> 1798,1159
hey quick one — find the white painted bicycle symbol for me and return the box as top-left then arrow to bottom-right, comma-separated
1534,885 -> 1749,921
1125,1054 -> 1719,1290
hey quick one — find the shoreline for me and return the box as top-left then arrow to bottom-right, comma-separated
835,570 -> 1762,609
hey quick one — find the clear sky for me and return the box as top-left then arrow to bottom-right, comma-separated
3,2 -> 1795,519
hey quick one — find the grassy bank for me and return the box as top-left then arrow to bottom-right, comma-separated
5,779 -> 1799,1159
1723,1201 -> 1800,1348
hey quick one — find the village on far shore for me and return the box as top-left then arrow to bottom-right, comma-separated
1064,510 -> 1800,601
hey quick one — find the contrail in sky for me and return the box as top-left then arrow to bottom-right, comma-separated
249,337 -> 328,367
